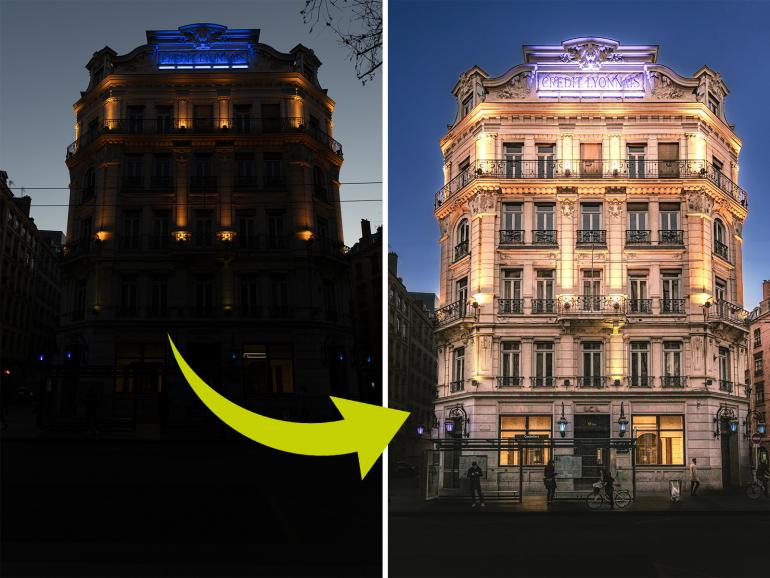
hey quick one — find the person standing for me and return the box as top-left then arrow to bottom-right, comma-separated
689,457 -> 700,496
603,468 -> 615,510
467,461 -> 485,508
757,460 -> 769,496
544,459 -> 557,503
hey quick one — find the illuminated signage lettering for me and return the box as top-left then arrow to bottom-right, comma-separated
537,72 -> 644,97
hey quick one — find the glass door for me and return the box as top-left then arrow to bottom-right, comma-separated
582,270 -> 602,311
582,342 -> 603,387
629,276 -> 649,313
627,145 -> 646,178
504,143 -> 523,178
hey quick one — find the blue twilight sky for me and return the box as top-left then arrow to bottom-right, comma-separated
389,0 -> 770,309
0,0 -> 381,245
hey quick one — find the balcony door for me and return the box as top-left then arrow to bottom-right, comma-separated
535,270 -> 554,313
582,270 -> 602,311
662,273 -> 681,313
537,145 -> 555,178
582,342 -> 603,386
501,269 -> 522,300
629,276 -> 649,313
193,105 -> 213,132
580,143 -> 602,177
658,143 -> 680,177
456,277 -> 468,316
627,144 -> 646,178
504,143 -> 523,178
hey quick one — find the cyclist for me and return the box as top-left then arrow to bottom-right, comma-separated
602,468 -> 615,510
757,460 -> 769,496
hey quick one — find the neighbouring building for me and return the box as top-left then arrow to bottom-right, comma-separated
54,23 -> 356,429
0,171 -> 62,396
431,38 -> 751,496
749,281 -> 770,466
389,252 -> 438,466
347,219 -> 382,405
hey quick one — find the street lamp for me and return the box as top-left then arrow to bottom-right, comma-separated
416,424 -> 425,437
618,402 -> 629,437
444,419 -> 455,434
743,410 -> 766,439
714,406 -> 737,438
558,402 -> 568,438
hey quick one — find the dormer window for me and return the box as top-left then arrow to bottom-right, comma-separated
462,95 -> 473,117
708,92 -> 720,116
93,67 -> 104,84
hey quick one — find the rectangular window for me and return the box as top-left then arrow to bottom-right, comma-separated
658,143 -> 680,177
755,328 -> 762,348
627,144 -> 646,178
662,271 -> 682,313
451,347 -> 465,392
580,143 -> 602,176
243,344 -> 294,394
121,210 -> 141,250
155,105 -> 173,133
462,95 -> 473,117
708,93 -> 720,116
271,275 -> 288,316
194,210 -> 213,246
267,211 -> 285,249
195,275 -> 213,316
120,275 -> 138,316
534,270 -> 554,313
261,103 -> 281,132
581,342 -> 603,386
152,211 -> 169,248
757,382 -> 765,405
193,105 -> 214,131
659,203 -> 681,231
629,274 -> 649,313
663,341 -> 682,385
633,415 -> 684,465
535,203 -> 555,231
240,274 -> 261,317
504,143 -> 523,177
715,278 -> 727,303
754,352 -> 763,376
630,342 -> 649,387
499,415 -> 552,466
537,145 -> 555,178
534,342 -> 553,386
627,203 -> 648,231
501,269 -> 522,303
115,343 -> 165,394
719,347 -> 731,387
264,153 -> 284,188
150,275 -> 168,316
127,105 -> 145,133
234,104 -> 252,132
581,203 -> 602,230
500,342 -> 520,383
502,203 -> 523,232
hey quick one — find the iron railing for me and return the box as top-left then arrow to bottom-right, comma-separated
626,230 -> 651,245
578,376 -> 606,388
67,117 -> 343,158
497,376 -> 522,388
498,298 -> 524,314
576,230 -> 606,245
434,159 -> 748,208
531,299 -> 557,314
532,230 -> 558,245
498,230 -> 557,246
660,298 -> 686,314
453,240 -> 469,261
714,240 -> 729,261
627,299 -> 652,314
708,299 -> 749,327
659,229 -> 684,245
531,377 -> 555,388
499,229 -> 524,245
629,376 -> 652,388
719,380 -> 734,393
449,380 -> 465,393
435,300 -> 469,326
661,376 -> 686,388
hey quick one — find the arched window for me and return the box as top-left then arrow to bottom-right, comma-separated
714,218 -> 728,260
313,165 -> 327,201
82,168 -> 96,202
454,219 -> 470,261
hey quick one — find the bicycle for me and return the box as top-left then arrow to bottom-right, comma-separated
586,481 -> 632,509
746,475 -> 769,500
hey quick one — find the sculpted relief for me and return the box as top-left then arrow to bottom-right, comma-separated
494,71 -> 534,100
560,199 -> 575,218
469,191 -> 496,215
687,190 -> 714,214
649,71 -> 686,99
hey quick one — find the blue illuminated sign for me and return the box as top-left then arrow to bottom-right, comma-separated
148,23 -> 258,71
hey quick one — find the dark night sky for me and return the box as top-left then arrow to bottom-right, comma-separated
389,0 -> 770,309
0,0 -> 382,245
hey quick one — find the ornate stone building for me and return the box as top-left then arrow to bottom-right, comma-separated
56,24 -> 355,428
749,281 -> 770,465
432,38 -> 751,494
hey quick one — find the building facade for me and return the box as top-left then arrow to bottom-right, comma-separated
749,281 -> 770,465
55,23 -> 356,428
389,252 -> 438,465
0,171 -> 62,396
432,38 -> 751,495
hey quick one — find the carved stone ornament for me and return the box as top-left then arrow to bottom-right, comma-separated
687,190 -> 714,214
649,71 -> 684,99
469,191 -> 496,215
608,199 -> 623,219
439,218 -> 449,238
735,221 -> 743,237
480,336 -> 491,350
560,199 -> 575,218
496,72 -> 534,99
559,41 -> 623,71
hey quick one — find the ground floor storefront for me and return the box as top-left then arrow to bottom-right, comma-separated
428,395 -> 752,499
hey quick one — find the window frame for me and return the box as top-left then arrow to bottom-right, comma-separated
499,415 -> 553,467
632,414 -> 685,466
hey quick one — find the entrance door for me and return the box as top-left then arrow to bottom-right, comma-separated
574,414 -> 610,489
721,422 -> 733,488
580,143 -> 603,177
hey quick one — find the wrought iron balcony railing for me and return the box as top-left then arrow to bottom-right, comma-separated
659,229 -> 684,245
629,376 -> 652,388
708,299 -> 749,327
531,376 -> 555,388
532,230 -> 558,245
626,230 -> 651,245
719,380 -> 734,393
449,380 -> 465,393
499,229 -> 524,245
498,299 -> 524,314
660,298 -> 686,314
453,240 -> 469,261
661,376 -> 686,388
627,299 -> 653,314
531,299 -> 556,314
560,296 -> 624,315
498,229 -> 557,246
497,376 -> 522,388
576,230 -> 606,246
714,240 -> 729,261
66,117 -> 343,158
578,376 -> 606,388
435,300 -> 469,327
434,159 -> 748,209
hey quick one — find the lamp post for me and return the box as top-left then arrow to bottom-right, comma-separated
445,405 -> 470,438
417,424 -> 425,437
743,410 -> 766,439
714,406 -> 738,438
558,402 -> 568,438
618,402 -> 629,437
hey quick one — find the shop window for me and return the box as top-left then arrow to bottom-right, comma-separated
633,415 -> 684,465
499,415 -> 552,466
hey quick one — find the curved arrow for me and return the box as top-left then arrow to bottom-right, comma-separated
168,335 -> 408,479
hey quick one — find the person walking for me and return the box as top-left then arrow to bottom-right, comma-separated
467,461 -> 485,508
757,460 -> 769,496
603,468 -> 615,510
689,457 -> 700,497
544,459 -> 557,503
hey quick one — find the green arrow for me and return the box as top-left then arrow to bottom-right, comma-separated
168,335 -> 408,479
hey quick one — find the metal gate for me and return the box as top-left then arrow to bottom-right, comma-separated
424,437 -> 636,502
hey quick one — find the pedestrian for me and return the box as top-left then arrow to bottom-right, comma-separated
689,457 -> 700,497
544,459 -> 557,503
757,460 -> 769,496
84,386 -> 99,434
467,461 -> 485,508
603,468 -> 615,510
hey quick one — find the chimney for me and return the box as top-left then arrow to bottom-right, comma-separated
763,280 -> 770,302
388,252 -> 398,275
12,196 -> 31,217
361,219 -> 371,240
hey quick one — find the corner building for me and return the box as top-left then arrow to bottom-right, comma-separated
433,39 -> 750,495
57,24 -> 355,427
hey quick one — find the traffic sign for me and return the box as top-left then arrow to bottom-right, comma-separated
752,433 -> 761,447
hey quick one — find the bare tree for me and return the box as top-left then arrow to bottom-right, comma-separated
301,0 -> 382,84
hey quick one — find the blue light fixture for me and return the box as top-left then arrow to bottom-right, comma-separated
416,425 -> 425,437
558,402 -> 568,438
729,419 -> 738,434
760,421 -> 767,436
618,402 -> 629,437
37,354 -> 45,362
444,419 -> 455,434
65,351 -> 73,360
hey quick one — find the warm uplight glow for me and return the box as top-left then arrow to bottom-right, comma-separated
692,292 -> 712,306
216,230 -> 236,242
95,230 -> 110,242
173,230 -> 192,242
297,228 -> 314,241
472,292 -> 492,305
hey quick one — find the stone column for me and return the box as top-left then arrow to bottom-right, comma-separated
470,191 -> 497,323
686,190 -> 715,315
173,149 -> 190,231
606,189 -> 625,293
217,147 -> 234,230
651,337 -> 663,388
521,338 -> 533,387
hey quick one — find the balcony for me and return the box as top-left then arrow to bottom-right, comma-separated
435,300 -> 470,327
531,377 -> 555,388
498,299 -> 523,314
498,229 -> 557,247
625,230 -> 651,246
719,380 -> 734,393
627,299 -> 652,314
531,299 -> 556,314
714,240 -> 729,261
560,296 -> 624,315
499,229 -> 524,245
629,376 -> 652,388
658,229 -> 685,246
576,230 -> 606,247
708,299 -> 749,328
532,230 -> 558,245
497,376 -> 522,388
434,159 -> 748,209
578,376 -> 606,388
66,117 -> 343,159
453,240 -> 469,262
661,376 -> 686,388
449,380 -> 465,393
660,298 -> 686,314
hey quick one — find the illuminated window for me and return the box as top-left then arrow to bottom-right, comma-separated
499,415 -> 552,466
115,343 -> 165,393
633,415 -> 684,465
243,344 -> 294,394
